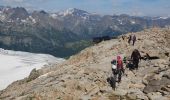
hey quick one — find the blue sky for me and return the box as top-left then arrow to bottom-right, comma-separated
0,0 -> 170,16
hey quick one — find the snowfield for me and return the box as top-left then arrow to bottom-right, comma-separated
0,48 -> 65,90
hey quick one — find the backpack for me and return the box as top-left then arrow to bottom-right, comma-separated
117,56 -> 123,69
111,59 -> 116,65
111,59 -> 117,69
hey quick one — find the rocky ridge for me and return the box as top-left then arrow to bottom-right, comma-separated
0,28 -> 170,100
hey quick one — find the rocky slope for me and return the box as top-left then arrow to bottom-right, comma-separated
0,28 -> 170,100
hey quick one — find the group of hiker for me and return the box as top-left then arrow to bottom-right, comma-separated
108,33 -> 146,90
128,34 -> 136,46
110,49 -> 141,85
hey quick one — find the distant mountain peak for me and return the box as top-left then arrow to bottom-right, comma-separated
57,8 -> 90,17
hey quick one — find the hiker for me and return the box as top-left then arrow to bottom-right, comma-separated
122,35 -> 125,40
126,59 -> 134,70
132,34 -> 136,46
128,35 -> 132,44
116,56 -> 124,83
111,56 -> 124,83
111,59 -> 117,77
110,59 -> 117,90
131,49 -> 141,70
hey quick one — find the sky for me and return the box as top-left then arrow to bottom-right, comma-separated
0,0 -> 170,16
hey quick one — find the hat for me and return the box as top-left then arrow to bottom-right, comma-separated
117,56 -> 121,60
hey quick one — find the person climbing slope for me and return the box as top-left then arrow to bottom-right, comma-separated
132,34 -> 136,46
128,34 -> 132,44
111,59 -> 117,77
116,56 -> 124,83
131,49 -> 141,70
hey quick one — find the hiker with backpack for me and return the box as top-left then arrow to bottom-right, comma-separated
131,49 -> 141,70
126,59 -> 135,70
111,59 -> 117,77
110,59 -> 117,90
111,56 -> 124,83
116,56 -> 124,83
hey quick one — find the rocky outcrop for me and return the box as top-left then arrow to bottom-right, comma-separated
0,28 -> 170,100
26,68 -> 40,82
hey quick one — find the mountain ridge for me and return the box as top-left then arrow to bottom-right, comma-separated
0,6 -> 170,57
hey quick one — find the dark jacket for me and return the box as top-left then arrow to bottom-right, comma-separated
131,49 -> 141,61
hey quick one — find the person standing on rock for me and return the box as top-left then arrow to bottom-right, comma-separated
132,34 -> 136,46
131,49 -> 141,70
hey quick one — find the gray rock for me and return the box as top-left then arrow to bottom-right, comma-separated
27,68 -> 40,82
147,92 -> 169,100
143,79 -> 161,93
127,93 -> 137,100
143,75 -> 170,93
113,89 -> 127,96
127,89 -> 148,100
162,74 -> 170,79
137,94 -> 149,100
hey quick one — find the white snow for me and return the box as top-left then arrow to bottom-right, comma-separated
0,15 -> 5,21
21,19 -> 27,23
57,8 -> 90,18
50,13 -> 58,19
63,8 -> 76,16
152,16 -> 169,20
131,21 -> 136,24
16,18 -> 20,21
118,19 -> 123,25
29,16 -> 36,24
159,16 -> 169,19
0,48 -> 65,90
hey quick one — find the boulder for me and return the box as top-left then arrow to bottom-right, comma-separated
143,75 -> 170,94
162,74 -> 170,79
27,68 -> 40,82
143,80 -> 161,93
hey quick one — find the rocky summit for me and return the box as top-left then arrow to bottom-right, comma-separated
0,27 -> 170,100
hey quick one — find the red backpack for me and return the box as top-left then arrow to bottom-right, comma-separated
117,56 -> 123,69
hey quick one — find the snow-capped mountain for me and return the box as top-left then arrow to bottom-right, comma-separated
0,6 -> 170,58
57,8 -> 90,17
0,48 -> 65,90
152,16 -> 169,20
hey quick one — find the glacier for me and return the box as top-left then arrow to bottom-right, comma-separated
0,48 -> 65,90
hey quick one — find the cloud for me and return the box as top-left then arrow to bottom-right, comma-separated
1,0 -> 170,16
3,0 -> 25,3
2,0 -> 47,4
